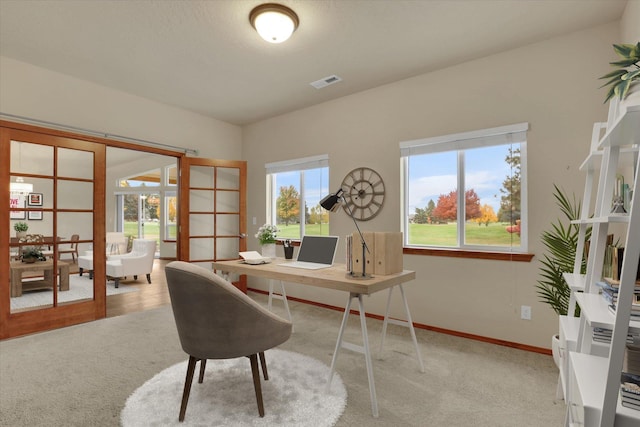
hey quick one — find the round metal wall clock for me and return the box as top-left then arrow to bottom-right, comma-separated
340,167 -> 385,221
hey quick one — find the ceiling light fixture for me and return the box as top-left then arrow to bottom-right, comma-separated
249,3 -> 299,44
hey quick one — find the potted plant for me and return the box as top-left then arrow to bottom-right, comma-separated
255,224 -> 278,258
537,185 -> 588,316
600,42 -> 640,112
21,246 -> 45,263
537,185 -> 590,367
13,221 -> 28,238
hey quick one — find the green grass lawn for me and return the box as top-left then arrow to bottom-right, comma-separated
408,222 -> 521,246
123,221 -> 161,243
276,222 -> 519,247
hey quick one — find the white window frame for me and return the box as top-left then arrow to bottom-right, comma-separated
265,154 -> 329,238
400,123 -> 529,253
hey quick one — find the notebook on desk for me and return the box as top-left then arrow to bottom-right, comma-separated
280,235 -> 339,270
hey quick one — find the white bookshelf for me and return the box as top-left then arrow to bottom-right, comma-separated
565,105 -> 640,426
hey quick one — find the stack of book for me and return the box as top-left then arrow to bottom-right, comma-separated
592,327 -> 635,344
621,346 -> 640,411
596,278 -> 640,319
621,372 -> 640,411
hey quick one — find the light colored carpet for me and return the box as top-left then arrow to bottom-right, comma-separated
10,274 -> 137,310
0,295 -> 567,426
121,348 -> 347,426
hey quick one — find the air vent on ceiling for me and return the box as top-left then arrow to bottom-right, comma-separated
310,75 -> 342,89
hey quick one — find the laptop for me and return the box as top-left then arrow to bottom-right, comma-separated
280,235 -> 339,270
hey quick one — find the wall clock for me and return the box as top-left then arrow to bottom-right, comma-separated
340,167 -> 385,221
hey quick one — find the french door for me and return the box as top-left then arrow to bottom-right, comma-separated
179,157 -> 247,291
1,123 -> 106,339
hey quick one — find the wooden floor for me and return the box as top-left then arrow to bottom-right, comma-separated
106,259 -> 172,318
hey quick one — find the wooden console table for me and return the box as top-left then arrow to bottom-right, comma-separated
9,260 -> 70,297
212,258 -> 425,417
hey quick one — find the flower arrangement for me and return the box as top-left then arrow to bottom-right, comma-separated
255,224 -> 279,245
21,245 -> 45,262
13,221 -> 28,232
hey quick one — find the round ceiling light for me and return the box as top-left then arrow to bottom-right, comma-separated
249,3 -> 299,44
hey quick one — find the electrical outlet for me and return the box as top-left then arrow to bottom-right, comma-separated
252,217 -> 257,225
521,305 -> 531,320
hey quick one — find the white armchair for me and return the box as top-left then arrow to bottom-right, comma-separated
106,239 -> 157,288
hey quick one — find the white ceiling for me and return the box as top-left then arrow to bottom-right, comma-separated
0,0 -> 629,126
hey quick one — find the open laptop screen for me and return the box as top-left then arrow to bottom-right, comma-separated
296,235 -> 339,265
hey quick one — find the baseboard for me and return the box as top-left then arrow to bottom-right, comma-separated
248,287 -> 551,356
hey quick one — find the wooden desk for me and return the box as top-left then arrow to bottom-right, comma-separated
212,258 -> 424,417
9,260 -> 70,297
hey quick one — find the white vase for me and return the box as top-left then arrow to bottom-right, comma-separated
16,231 -> 26,239
551,334 -> 560,369
261,243 -> 276,259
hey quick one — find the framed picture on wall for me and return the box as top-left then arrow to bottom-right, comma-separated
28,193 -> 43,207
28,211 -> 43,221
10,194 -> 26,220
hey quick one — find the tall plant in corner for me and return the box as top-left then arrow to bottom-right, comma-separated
537,185 -> 590,317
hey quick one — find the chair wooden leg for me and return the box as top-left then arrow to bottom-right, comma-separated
146,273 -> 152,284
114,278 -> 119,288
179,356 -> 197,422
259,351 -> 269,380
249,354 -> 265,417
198,359 -> 207,384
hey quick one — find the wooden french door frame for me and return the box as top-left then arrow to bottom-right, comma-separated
1,123 -> 106,339
179,157 -> 247,291
0,120 -> 183,339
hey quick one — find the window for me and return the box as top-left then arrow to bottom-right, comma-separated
266,155 -> 330,240
400,123 -> 528,252
114,163 -> 177,246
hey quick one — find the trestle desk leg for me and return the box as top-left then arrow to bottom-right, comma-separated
379,284 -> 425,373
326,292 -> 379,417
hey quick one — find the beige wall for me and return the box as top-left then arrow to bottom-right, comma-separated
0,57 -> 242,160
621,0 -> 640,42
242,22 -> 620,349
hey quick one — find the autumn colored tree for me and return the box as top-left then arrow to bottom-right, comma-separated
308,204 -> 328,224
167,196 -> 177,222
277,185 -> 300,226
433,189 -> 482,221
474,204 -> 498,226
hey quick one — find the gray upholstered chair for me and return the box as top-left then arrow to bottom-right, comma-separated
164,261 -> 292,422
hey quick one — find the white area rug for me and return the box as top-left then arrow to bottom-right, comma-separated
10,274 -> 138,310
121,348 -> 347,427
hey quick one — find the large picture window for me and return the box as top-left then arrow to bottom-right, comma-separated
400,123 -> 528,252
266,155 -> 330,240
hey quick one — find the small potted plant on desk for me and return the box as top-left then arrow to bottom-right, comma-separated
14,221 -> 28,239
21,246 -> 45,263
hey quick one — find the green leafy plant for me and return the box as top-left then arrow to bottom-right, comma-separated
255,224 -> 278,245
537,185 -> 591,316
13,221 -> 28,232
600,42 -> 640,103
21,246 -> 45,262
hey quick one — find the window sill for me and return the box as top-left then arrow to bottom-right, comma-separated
403,247 -> 534,262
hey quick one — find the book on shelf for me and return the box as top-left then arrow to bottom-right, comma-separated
608,303 -> 640,319
621,372 -> 640,411
602,277 -> 640,289
592,327 -> 636,344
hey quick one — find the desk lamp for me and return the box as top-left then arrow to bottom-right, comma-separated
320,189 -> 372,279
